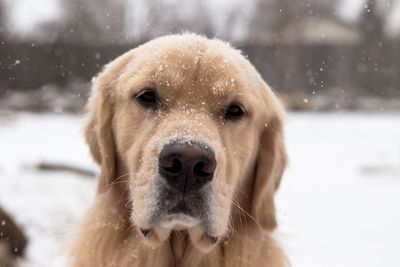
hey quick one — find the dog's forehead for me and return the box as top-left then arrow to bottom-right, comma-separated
155,48 -> 239,92
133,38 -> 259,100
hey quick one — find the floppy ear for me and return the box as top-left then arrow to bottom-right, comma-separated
84,51 -> 135,193
250,89 -> 288,231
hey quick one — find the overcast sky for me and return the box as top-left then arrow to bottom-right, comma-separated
5,0 -> 61,33
4,0 -> 400,36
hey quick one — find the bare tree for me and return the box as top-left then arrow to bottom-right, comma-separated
56,0 -> 127,44
127,0 -> 216,40
126,0 -> 250,42
358,0 -> 388,43
0,0 -> 5,39
248,0 -> 338,44
357,0 -> 395,95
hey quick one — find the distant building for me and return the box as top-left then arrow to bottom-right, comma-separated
281,17 -> 361,45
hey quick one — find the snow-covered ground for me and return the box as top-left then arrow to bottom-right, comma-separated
0,113 -> 399,267
277,113 -> 400,267
0,114 -> 97,266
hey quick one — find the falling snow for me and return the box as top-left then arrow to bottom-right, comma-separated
1,113 -> 400,267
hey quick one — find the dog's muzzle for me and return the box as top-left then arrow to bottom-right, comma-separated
140,140 -> 220,248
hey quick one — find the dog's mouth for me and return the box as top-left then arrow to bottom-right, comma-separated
141,190 -> 206,227
135,164 -> 220,251
148,199 -> 197,227
138,187 -> 219,249
149,182 -> 211,224
168,201 -> 194,216
157,201 -> 199,229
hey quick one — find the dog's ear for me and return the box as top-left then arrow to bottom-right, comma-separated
250,83 -> 288,231
84,51 -> 134,193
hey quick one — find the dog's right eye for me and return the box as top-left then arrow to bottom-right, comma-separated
136,89 -> 159,108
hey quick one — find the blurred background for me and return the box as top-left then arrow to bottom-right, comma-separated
1,0 -> 400,112
0,0 -> 399,267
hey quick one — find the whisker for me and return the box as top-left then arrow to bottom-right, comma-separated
104,172 -> 137,193
212,185 -> 263,233
230,197 -> 247,238
234,187 -> 249,198
230,197 -> 264,233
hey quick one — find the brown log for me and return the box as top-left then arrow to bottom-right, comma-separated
35,162 -> 96,178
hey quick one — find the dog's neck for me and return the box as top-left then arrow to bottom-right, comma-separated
168,231 -> 196,265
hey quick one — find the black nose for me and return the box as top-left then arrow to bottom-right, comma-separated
159,141 -> 216,193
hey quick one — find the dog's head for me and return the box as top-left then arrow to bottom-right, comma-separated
85,34 -> 287,252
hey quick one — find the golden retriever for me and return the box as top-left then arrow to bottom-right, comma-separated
71,34 -> 288,267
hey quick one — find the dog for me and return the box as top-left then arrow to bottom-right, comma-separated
0,206 -> 28,267
71,34 -> 288,267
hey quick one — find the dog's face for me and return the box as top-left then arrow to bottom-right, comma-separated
85,35 -> 287,252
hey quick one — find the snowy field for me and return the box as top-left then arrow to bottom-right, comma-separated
0,112 -> 399,267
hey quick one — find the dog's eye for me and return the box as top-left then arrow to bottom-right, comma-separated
136,90 -> 158,108
225,104 -> 245,120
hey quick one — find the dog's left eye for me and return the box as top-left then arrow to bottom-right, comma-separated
136,89 -> 159,108
225,104 -> 245,120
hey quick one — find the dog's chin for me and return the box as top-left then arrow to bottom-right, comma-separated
138,214 -> 220,252
159,213 -> 200,229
